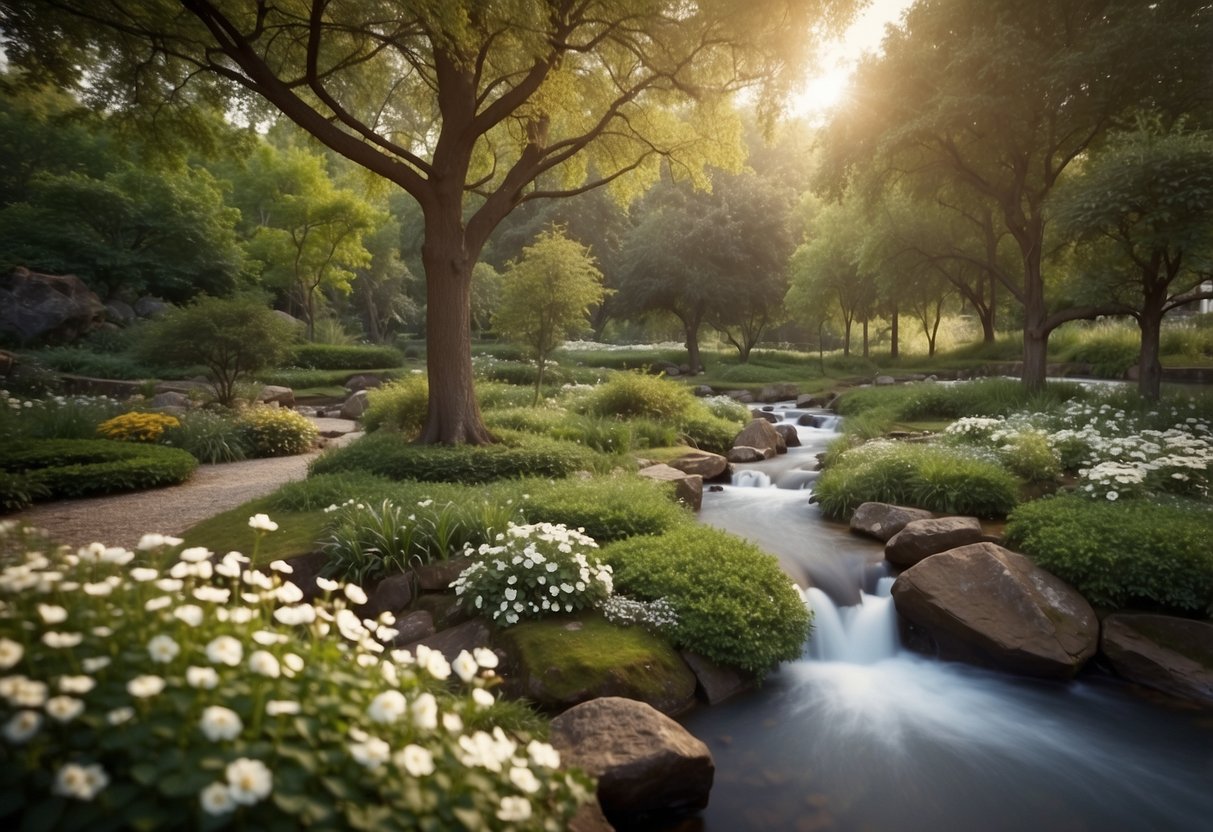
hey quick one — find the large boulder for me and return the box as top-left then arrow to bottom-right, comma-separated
104,299 -> 136,326
732,419 -> 781,458
340,389 -> 371,420
891,542 -> 1098,679
666,450 -> 729,481
773,423 -> 800,449
1101,614 -> 1213,707
637,463 -> 703,512
851,502 -> 934,543
0,268 -> 106,344
550,697 -> 714,818
499,619 -> 697,715
884,516 -> 985,567
258,385 -> 295,408
360,573 -> 415,619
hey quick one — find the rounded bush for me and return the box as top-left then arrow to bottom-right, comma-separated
0,439 -> 197,501
602,525 -> 811,676
813,440 -> 1019,520
238,407 -> 318,457
362,375 -> 428,435
581,372 -> 695,422
1006,495 -> 1213,613
511,476 -> 690,543
288,343 -> 403,370
97,411 -> 181,443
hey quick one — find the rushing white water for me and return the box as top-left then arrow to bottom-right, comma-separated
685,402 -> 1213,832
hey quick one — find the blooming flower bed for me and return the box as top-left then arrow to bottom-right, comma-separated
0,518 -> 591,830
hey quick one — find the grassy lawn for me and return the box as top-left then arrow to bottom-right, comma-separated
180,496 -> 327,566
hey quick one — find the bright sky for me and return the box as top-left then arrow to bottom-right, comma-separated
791,0 -> 916,120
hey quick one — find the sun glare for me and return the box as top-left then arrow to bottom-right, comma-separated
791,66 -> 852,119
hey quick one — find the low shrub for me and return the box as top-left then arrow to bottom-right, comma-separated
362,375 -> 428,436
1,391 -> 126,442
0,439 -> 197,501
287,343 -> 403,370
238,407 -> 318,457
602,525 -> 810,676
322,497 -> 518,583
1005,495 -> 1213,614
257,368 -> 405,390
836,379 -> 1089,424
678,408 -> 745,455
0,472 -> 47,513
813,440 -> 1020,519
510,476 -> 689,543
97,411 -> 181,443
452,522 -> 614,627
0,523 -> 590,830
309,431 -> 601,484
269,472 -> 401,512
19,346 -> 157,380
476,382 -> 543,411
580,372 -> 695,422
163,410 -> 248,464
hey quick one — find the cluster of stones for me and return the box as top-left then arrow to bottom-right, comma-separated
851,501 -> 1213,703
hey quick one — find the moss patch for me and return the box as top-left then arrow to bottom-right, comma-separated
181,497 -> 326,566
497,613 -> 695,714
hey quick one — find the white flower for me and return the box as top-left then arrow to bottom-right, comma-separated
37,604 -> 68,624
144,596 -> 172,612
368,690 -> 408,724
45,695 -> 85,723
274,604 -> 316,626
275,582 -> 304,604
107,707 -> 134,726
316,576 -> 339,593
452,650 -> 478,683
179,546 -> 212,563
81,657 -> 110,674
527,740 -> 560,769
199,782 -> 236,815
396,744 -> 435,777
472,647 -> 499,670
3,710 -> 41,744
248,514 -> 279,532
193,586 -> 231,604
266,700 -> 300,716
1107,490 -> 1119,501
349,736 -> 392,769
187,666 -> 220,689
248,650 -> 281,678
42,631 -> 83,649
269,559 -> 294,574
0,638 -> 23,669
412,692 -> 439,730
137,533 -> 183,550
129,567 -> 159,582
225,758 -> 273,805
509,765 -> 541,794
282,653 -> 305,674
127,675 -> 165,699
471,687 -> 495,709
200,706 -> 243,741
58,675 -> 95,695
53,763 -> 108,801
443,712 -> 464,733
206,636 -> 243,667
497,795 -> 532,822
343,583 -> 369,605
147,634 -> 180,663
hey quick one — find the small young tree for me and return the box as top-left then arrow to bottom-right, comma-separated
494,230 -> 605,403
138,295 -> 300,406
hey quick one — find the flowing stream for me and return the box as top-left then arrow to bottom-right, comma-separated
680,404 -> 1213,832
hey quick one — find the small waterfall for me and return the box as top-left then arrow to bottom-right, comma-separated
732,469 -> 772,488
805,577 -> 898,663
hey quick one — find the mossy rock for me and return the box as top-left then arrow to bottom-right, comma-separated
496,613 -> 696,715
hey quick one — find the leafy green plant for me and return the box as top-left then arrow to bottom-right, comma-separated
163,410 -> 248,464
510,476 -> 689,543
813,440 -> 1019,519
268,472 -> 401,512
287,343 -> 403,370
309,431 -> 601,484
0,439 -> 198,501
1006,495 -> 1213,613
602,525 -> 810,676
452,522 -> 614,627
237,407 -> 318,457
0,522 -> 591,830
0,391 -> 127,442
580,372 -> 695,422
362,375 -> 429,435
677,408 -> 745,455
18,346 -> 157,380
0,472 -> 47,513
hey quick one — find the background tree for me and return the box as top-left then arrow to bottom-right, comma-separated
137,294 -> 299,407
0,0 -> 853,443
1052,124 -> 1213,399
817,0 -> 1213,390
351,217 -> 416,345
493,229 -> 605,403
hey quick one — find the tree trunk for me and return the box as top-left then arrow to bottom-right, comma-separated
1137,292 -> 1166,401
683,311 -> 704,374
890,306 -> 899,359
1018,232 -> 1049,393
418,219 -> 494,445
862,318 -> 869,359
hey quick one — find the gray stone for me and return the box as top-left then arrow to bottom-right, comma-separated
750,409 -> 778,423
149,391 -> 191,410
361,573 -> 415,619
773,423 -> 800,449
1101,614 -> 1213,707
724,389 -> 754,404
638,463 -> 703,512
281,552 -> 331,603
732,419 -> 781,457
757,383 -> 799,403
0,268 -> 106,344
550,697 -> 714,818
415,555 -> 475,592
850,502 -> 934,543
258,385 -> 295,408
104,299 -> 136,326
133,296 -> 170,318
681,651 -> 752,705
726,445 -> 771,463
692,385 -> 715,397
344,374 -> 385,392
403,618 -> 492,664
340,389 -> 371,420
885,516 -> 985,567
874,375 -> 896,386
387,610 -> 436,648
891,542 -> 1098,679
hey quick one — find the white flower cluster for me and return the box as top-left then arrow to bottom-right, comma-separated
0,516 -> 591,826
944,416 -> 1006,439
451,522 -> 614,626
601,595 -> 680,634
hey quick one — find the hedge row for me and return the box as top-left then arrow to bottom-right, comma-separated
288,343 -> 404,370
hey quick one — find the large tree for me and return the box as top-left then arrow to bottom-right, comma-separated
1,0 -> 852,442
818,0 -> 1213,391
1052,124 -> 1213,399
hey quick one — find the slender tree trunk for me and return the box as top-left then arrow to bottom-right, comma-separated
533,355 -> 546,405
1137,291 -> 1166,401
862,318 -> 870,359
683,312 -> 704,374
418,215 -> 494,445
842,317 -> 852,357
1016,224 -> 1049,392
890,305 -> 899,359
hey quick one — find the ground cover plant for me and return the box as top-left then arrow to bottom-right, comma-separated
0,521 -> 591,830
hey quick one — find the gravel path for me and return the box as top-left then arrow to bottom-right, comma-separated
12,453 -> 319,550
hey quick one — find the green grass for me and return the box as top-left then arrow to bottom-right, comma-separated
180,496 -> 326,566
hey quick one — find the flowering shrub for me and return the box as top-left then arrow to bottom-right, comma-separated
0,519 -> 591,830
600,596 -> 679,636
0,390 -> 126,443
97,411 -> 181,443
238,406 -> 318,457
452,523 -> 614,627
